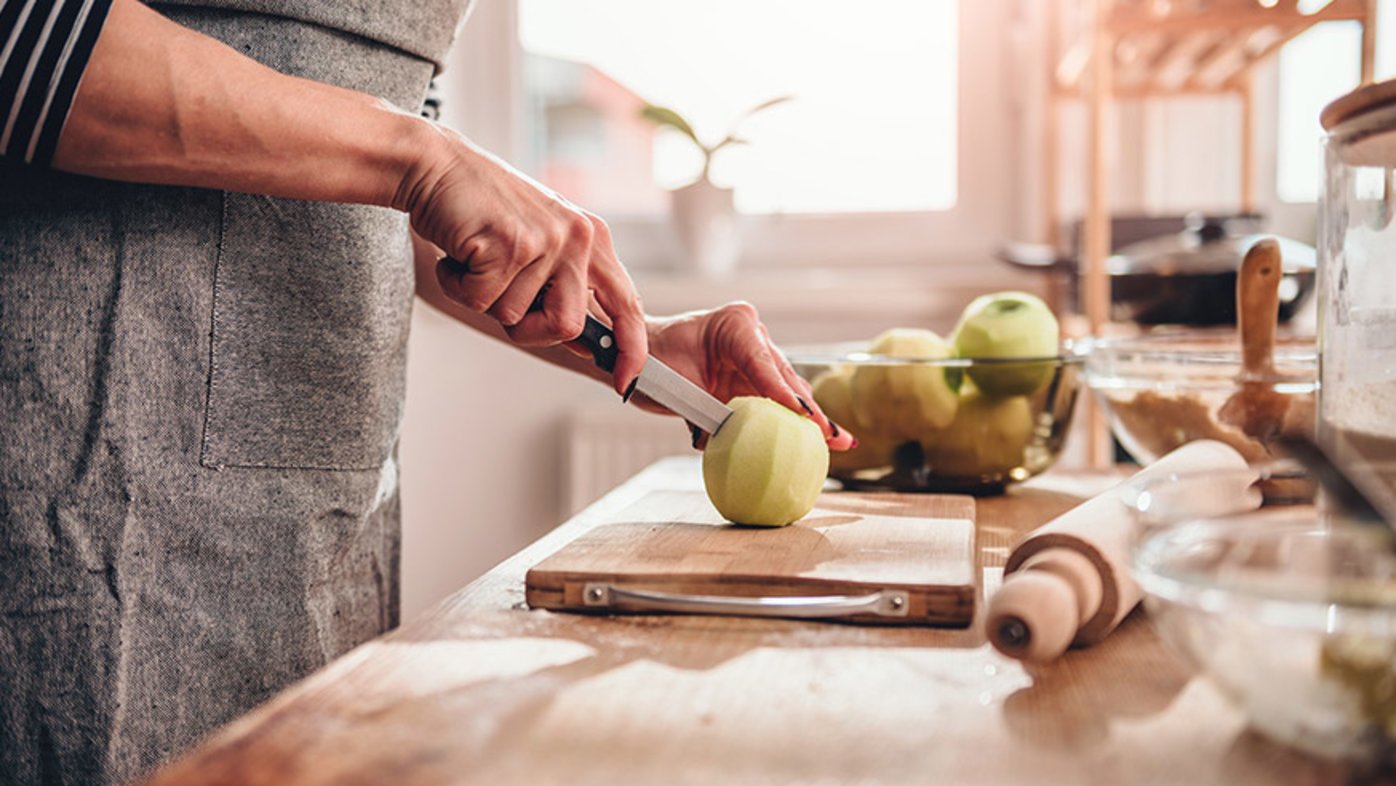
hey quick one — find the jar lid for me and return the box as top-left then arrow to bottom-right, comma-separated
1321,78 -> 1396,131
1323,79 -> 1396,167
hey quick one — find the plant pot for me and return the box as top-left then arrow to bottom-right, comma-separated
670,180 -> 740,278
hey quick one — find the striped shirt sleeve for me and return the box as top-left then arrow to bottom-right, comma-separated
1,0 -> 114,167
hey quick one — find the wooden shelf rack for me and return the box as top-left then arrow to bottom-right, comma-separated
1043,0 -> 1379,464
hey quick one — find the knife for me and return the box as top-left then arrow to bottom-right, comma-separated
571,313 -> 733,436
439,257 -> 733,435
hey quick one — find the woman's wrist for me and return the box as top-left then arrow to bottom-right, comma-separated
389,118 -> 458,216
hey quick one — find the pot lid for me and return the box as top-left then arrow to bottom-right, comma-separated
1108,215 -> 1316,276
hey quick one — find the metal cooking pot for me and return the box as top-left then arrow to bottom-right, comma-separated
998,214 -> 1317,326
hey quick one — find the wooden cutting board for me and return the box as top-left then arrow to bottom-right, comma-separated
525,490 -> 977,627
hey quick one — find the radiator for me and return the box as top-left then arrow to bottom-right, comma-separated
561,405 -> 693,517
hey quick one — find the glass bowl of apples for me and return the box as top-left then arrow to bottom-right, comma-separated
786,292 -> 1085,495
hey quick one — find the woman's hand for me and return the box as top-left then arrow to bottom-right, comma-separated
396,128 -> 647,395
645,303 -> 857,451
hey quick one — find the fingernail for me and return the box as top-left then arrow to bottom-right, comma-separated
796,396 -> 813,415
622,376 -> 639,403
831,422 -> 841,438
690,424 -> 703,449
850,437 -> 860,449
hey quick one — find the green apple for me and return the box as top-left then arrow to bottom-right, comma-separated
951,291 -> 1060,397
849,328 -> 959,439
922,389 -> 1034,478
702,396 -> 829,527
811,367 -> 899,474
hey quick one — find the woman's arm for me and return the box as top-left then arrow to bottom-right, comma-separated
48,0 -> 425,206
19,0 -> 649,391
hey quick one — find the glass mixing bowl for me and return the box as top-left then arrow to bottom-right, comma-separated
1127,473 -> 1396,765
786,342 -> 1085,495
1086,331 -> 1317,464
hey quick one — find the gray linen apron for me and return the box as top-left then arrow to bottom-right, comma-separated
0,1 -> 469,783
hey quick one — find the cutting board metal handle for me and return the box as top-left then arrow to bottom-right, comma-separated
581,583 -> 910,619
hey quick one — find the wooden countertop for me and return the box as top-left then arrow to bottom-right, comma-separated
141,460 -> 1380,786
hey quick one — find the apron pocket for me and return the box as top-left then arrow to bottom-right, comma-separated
201,192 -> 413,471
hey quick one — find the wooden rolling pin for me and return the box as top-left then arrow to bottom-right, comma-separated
986,440 -> 1260,663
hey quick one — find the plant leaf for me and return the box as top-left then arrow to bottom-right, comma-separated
639,104 -> 701,147
738,94 -> 795,123
710,135 -> 750,154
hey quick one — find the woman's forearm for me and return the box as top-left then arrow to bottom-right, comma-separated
49,0 -> 435,207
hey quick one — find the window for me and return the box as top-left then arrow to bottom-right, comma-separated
517,0 -> 959,216
1276,1 -> 1396,203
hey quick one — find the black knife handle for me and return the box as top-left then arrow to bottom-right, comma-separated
575,315 -> 619,373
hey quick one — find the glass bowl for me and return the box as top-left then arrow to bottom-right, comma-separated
1085,331 -> 1317,464
786,342 -> 1085,495
1127,475 -> 1396,765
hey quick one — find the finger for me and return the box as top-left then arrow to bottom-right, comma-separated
434,241 -> 512,314
560,340 -> 592,360
686,420 -> 710,451
758,323 -> 820,418
506,259 -> 588,347
713,304 -> 806,414
435,256 -> 471,302
587,224 -> 647,394
592,284 -> 647,396
757,326 -> 855,451
486,257 -> 553,327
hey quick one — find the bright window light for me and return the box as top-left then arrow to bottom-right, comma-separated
518,0 -> 959,216
1276,3 -> 1395,203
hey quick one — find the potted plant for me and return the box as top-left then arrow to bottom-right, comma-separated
640,96 -> 792,277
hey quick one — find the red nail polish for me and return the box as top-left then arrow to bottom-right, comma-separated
850,437 -> 859,449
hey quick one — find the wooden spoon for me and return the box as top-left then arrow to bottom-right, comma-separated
1218,238 -> 1292,444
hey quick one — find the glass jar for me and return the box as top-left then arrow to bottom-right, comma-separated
1318,80 -> 1396,493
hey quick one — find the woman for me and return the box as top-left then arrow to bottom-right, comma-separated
0,1 -> 852,783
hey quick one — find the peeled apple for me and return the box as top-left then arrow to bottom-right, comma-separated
702,396 -> 829,527
810,367 -> 899,473
850,328 -> 959,439
922,389 -> 1034,478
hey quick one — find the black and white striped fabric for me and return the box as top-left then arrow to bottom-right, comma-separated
1,0 -> 113,167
